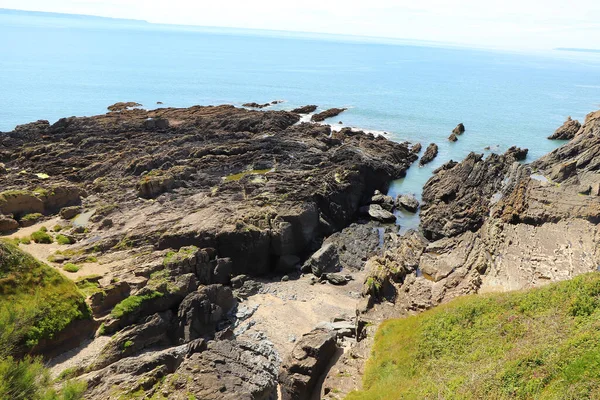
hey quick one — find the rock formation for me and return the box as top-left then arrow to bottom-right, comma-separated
291,105 -> 318,114
0,104 -> 417,399
548,116 -> 581,140
419,143 -> 439,166
311,108 -> 347,122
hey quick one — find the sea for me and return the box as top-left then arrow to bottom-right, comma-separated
2,9 -> 600,230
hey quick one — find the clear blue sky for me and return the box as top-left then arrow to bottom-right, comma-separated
1,0 -> 599,50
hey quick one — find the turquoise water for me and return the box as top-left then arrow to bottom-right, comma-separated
2,10 -> 600,228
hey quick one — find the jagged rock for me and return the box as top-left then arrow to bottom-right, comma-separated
88,281 -> 131,316
452,123 -> 465,135
291,105 -> 318,114
412,143 -> 422,153
359,204 -> 396,223
243,102 -> 272,109
0,215 -> 18,232
0,163 -> 6,174
507,146 -> 528,161
107,102 -> 142,112
60,205 -> 82,219
177,284 -> 235,343
311,108 -> 347,122
301,243 -> 339,277
92,311 -> 173,370
396,194 -> 420,212
230,274 -> 248,289
548,116 -> 581,140
419,143 -> 438,166
448,133 -> 458,142
370,191 -> 394,211
279,328 -> 338,400
323,222 -> 383,271
421,149 -> 524,240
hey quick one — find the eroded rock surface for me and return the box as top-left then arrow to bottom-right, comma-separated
548,116 -> 581,140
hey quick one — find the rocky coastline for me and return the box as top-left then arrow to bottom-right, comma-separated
1,103 -> 599,399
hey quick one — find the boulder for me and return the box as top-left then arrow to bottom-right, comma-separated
370,191 -> 394,211
419,143 -> 438,166
279,328 -> 338,400
0,215 -> 19,233
291,105 -> 318,114
359,204 -> 396,223
396,194 -> 420,213
412,143 -> 422,153
452,123 -> 465,135
88,281 -> 131,316
301,243 -> 339,277
60,205 -> 82,220
448,133 -> 458,142
176,284 -> 235,343
548,117 -> 581,140
321,273 -> 349,285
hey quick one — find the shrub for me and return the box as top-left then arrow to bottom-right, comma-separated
62,263 -> 81,273
56,234 -> 74,245
30,229 -> 52,244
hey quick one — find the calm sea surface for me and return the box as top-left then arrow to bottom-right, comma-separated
2,10 -> 599,228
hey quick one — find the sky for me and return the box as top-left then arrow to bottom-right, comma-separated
1,0 -> 599,50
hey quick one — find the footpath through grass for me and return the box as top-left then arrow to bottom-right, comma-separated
348,273 -> 600,400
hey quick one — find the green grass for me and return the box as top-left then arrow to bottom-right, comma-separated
62,263 -> 81,273
348,273 -> 600,400
55,234 -> 74,245
0,241 -> 89,400
30,229 -> 52,244
21,213 -> 43,223
110,291 -> 163,319
0,241 -> 90,350
163,246 -> 198,265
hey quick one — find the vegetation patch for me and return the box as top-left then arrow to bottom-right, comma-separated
20,213 -> 43,223
62,263 -> 81,273
110,291 -> 163,319
0,240 -> 90,350
163,246 -> 198,266
30,228 -> 52,244
56,234 -> 75,245
348,273 -> 600,400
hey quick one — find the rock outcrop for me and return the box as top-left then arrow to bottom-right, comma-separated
291,105 -> 318,114
311,108 -> 347,122
548,116 -> 581,140
0,104 -> 418,400
419,143 -> 438,166
279,328 -> 338,400
364,111 -> 599,314
452,123 -> 465,135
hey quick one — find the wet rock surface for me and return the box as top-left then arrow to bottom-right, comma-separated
419,143 -> 438,165
311,107 -> 347,122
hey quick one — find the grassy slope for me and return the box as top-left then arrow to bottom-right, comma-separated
348,273 -> 600,400
0,240 -> 90,352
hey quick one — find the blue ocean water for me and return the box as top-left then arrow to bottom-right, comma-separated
2,10 -> 600,229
